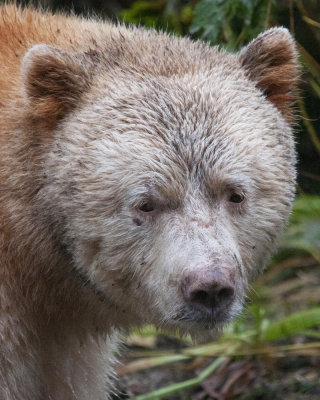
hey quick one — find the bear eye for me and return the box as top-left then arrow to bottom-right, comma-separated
229,193 -> 245,204
138,203 -> 155,212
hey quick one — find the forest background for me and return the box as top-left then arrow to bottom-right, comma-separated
7,0 -> 320,399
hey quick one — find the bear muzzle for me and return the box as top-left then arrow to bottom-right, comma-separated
180,265 -> 236,321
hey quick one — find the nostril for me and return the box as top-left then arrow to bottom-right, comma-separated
181,267 -> 236,314
186,284 -> 235,310
190,290 -> 209,305
218,287 -> 235,303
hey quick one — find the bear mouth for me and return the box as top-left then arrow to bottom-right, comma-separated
172,304 -> 234,330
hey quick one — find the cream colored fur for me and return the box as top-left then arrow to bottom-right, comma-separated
0,5 -> 299,400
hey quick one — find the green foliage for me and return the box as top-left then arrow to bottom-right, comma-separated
133,356 -> 227,400
263,307 -> 320,341
190,0 -> 271,49
119,0 -> 273,49
280,195 -> 320,260
118,0 -> 186,35
127,304 -> 320,399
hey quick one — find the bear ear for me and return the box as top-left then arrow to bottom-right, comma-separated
239,27 -> 300,123
22,44 -> 92,122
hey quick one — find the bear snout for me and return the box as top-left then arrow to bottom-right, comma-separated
181,266 -> 236,318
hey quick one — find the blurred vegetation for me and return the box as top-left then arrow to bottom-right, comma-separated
9,0 -> 320,398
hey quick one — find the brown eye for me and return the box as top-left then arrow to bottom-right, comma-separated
229,193 -> 244,204
139,203 -> 155,212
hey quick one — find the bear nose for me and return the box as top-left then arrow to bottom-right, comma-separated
181,267 -> 235,313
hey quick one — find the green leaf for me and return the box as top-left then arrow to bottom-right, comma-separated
280,195 -> 320,260
263,308 -> 320,341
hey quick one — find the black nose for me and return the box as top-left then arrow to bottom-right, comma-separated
181,267 -> 235,314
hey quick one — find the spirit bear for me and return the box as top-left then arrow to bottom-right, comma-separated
0,5 -> 299,400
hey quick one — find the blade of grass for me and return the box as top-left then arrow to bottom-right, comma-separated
123,341 -> 320,374
183,341 -> 233,357
220,342 -> 320,357
296,0 -> 320,47
132,355 -> 228,400
303,15 -> 320,29
298,99 -> 320,157
310,79 -> 320,98
117,354 -> 189,375
128,324 -> 193,343
263,307 -> 320,340
298,44 -> 320,83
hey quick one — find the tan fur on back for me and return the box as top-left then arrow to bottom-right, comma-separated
0,4 -> 299,400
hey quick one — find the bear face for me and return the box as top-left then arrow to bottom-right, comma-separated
0,6 -> 301,398
20,27 -> 298,335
